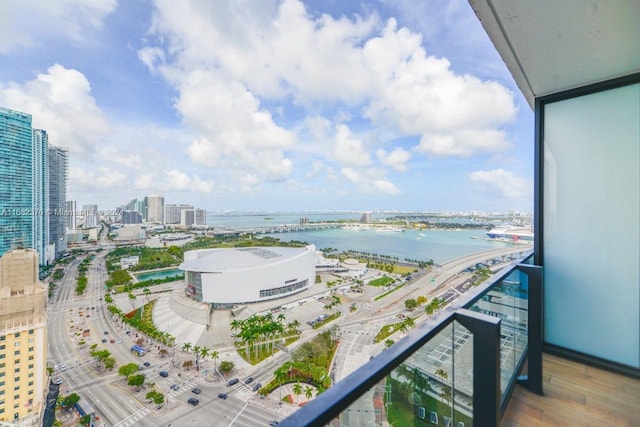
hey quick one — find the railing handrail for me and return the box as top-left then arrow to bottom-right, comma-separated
279,250 -> 536,427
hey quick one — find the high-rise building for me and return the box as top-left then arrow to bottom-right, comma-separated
360,212 -> 372,223
121,211 -> 142,224
135,199 -> 146,217
180,209 -> 195,227
65,200 -> 76,231
165,204 -> 193,224
32,129 -> 49,266
144,195 -> 164,223
82,204 -> 98,228
195,208 -> 207,226
0,107 -> 33,257
47,147 -> 67,255
0,249 -> 48,425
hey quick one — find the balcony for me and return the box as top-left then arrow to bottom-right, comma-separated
503,353 -> 640,426
279,252 -> 640,426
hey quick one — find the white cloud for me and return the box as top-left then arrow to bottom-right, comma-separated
341,167 -> 400,195
163,169 -> 214,193
137,46 -> 166,73
305,161 -> 324,179
468,169 -> 530,199
143,0 -> 516,167
175,71 -> 295,183
0,64 -> 109,155
416,129 -> 510,157
70,166 -> 127,191
334,125 -> 371,168
0,0 -> 117,53
134,173 -> 156,191
376,147 -> 410,171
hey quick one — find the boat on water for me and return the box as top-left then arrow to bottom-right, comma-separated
486,226 -> 533,243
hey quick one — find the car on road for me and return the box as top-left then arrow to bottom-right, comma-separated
101,338 -> 107,343
109,339 -> 115,344
191,387 -> 201,394
244,376 -> 254,384
187,397 -> 199,406
103,331 -> 108,335
252,383 -> 262,392
170,384 -> 179,391
227,378 -> 239,386
159,371 -> 169,378
117,339 -> 122,343
58,364 -> 66,372
217,393 -> 228,399
143,362 -> 151,367
269,421 -> 279,426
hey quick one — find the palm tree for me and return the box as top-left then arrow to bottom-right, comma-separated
403,316 -> 415,330
274,366 -> 288,402
182,342 -> 192,354
304,386 -> 314,400
192,345 -> 201,357
210,350 -> 219,371
398,321 -> 410,335
435,368 -> 452,416
199,347 -> 209,361
293,382 -> 302,396
287,320 -> 301,336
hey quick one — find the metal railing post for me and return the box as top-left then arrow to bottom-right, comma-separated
456,308 -> 501,427
516,264 -> 544,395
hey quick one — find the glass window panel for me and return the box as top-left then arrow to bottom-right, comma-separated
543,83 -> 640,368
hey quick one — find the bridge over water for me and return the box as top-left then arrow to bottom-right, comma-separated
228,222 -> 343,234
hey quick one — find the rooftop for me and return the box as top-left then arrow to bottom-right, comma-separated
179,245 -> 315,272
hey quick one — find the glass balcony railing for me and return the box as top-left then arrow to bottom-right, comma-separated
280,251 -> 541,427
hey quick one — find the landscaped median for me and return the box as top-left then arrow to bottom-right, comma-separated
374,316 -> 416,343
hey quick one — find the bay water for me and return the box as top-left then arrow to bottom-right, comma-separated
206,212 -> 512,264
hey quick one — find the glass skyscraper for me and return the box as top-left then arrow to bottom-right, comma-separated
0,107 -> 34,257
48,146 -> 68,255
32,129 -> 50,265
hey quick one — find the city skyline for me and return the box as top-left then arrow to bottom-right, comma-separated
0,0 -> 533,212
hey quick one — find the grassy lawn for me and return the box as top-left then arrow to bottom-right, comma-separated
368,276 -> 394,287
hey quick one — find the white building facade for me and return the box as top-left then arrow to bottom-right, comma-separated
179,245 -> 316,305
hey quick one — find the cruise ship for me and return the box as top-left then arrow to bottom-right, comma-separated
486,225 -> 533,243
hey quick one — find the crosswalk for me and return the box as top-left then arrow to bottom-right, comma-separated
113,380 -> 199,427
112,407 -> 151,427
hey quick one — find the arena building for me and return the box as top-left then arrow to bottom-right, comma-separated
179,245 -> 316,305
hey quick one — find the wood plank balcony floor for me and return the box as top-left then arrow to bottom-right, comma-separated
502,353 -> 640,427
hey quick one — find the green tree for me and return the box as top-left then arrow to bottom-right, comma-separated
384,339 -> 395,349
153,392 -> 165,405
104,357 -> 116,370
405,298 -> 418,310
118,363 -> 140,378
182,342 -> 192,353
209,350 -> 219,370
79,414 -> 92,426
60,393 -> 81,407
304,386 -> 314,400
128,374 -> 145,386
293,382 -> 302,396
219,360 -> 234,375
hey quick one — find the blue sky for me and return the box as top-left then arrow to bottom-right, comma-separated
0,0 -> 533,213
